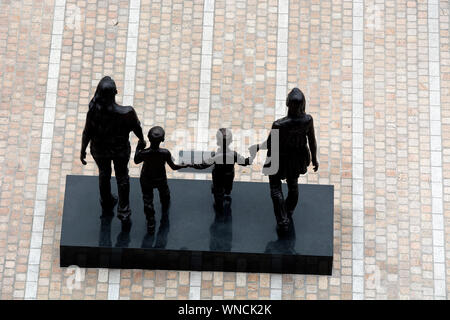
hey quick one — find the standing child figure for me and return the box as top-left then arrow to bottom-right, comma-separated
134,126 -> 188,232
191,128 -> 252,212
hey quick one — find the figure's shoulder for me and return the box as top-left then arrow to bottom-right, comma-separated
87,102 -> 100,113
159,148 -> 171,156
138,147 -> 151,155
272,116 -> 289,128
272,118 -> 282,127
305,114 -> 313,123
114,105 -> 135,115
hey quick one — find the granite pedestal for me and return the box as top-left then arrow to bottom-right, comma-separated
60,175 -> 334,275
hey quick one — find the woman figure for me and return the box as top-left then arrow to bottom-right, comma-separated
80,76 -> 146,221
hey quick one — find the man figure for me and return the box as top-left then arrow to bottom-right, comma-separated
250,88 -> 319,231
80,76 -> 146,221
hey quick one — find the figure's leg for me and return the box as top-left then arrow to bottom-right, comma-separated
157,180 -> 171,213
113,157 -> 131,220
94,157 -> 116,211
269,175 -> 289,229
140,179 -> 156,231
285,177 -> 299,218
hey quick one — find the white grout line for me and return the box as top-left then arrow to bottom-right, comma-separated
270,274 -> 282,299
107,269 -> 121,300
24,0 -> 67,300
195,0 -> 215,152
428,0 -> 446,300
107,0 -> 141,301
352,0 -> 365,300
274,0 -> 289,119
269,0 -> 289,300
189,271 -> 202,300
122,0 -> 140,106
189,0 -> 216,294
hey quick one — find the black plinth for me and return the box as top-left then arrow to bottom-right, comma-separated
60,175 -> 334,275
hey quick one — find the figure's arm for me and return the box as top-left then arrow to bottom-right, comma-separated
80,110 -> 92,165
235,152 -> 252,166
189,152 -> 215,170
249,135 -> 268,160
253,134 -> 270,151
307,117 -> 319,172
134,142 -> 145,164
249,124 -> 275,159
166,151 -> 189,170
191,162 -> 213,170
130,109 -> 146,147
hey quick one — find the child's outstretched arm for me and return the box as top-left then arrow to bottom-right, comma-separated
191,162 -> 213,170
166,151 -> 189,170
190,152 -> 216,170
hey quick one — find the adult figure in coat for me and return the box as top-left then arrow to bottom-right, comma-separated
80,76 -> 146,220
250,88 -> 318,231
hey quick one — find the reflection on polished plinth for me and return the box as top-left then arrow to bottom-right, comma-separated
60,175 -> 334,275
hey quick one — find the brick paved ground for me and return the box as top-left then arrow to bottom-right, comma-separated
0,0 -> 449,299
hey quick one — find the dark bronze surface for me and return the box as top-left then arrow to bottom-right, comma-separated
60,175 -> 334,275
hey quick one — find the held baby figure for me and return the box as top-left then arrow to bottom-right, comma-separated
191,128 -> 252,213
134,126 -> 188,232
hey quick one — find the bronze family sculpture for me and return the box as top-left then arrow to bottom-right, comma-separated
81,77 -> 318,233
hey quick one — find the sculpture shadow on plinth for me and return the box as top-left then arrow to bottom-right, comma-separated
141,211 -> 170,250
209,197 -> 233,253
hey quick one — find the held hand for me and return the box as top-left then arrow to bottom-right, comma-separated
313,162 -> 319,172
80,151 -> 87,165
179,161 -> 190,168
249,144 -> 258,159
137,139 -> 146,150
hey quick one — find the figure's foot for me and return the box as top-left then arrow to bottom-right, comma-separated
287,210 -> 294,219
160,212 -> 169,225
276,223 -> 289,234
121,217 -> 132,232
147,217 -> 156,234
161,201 -> 171,213
213,202 -> 223,214
117,211 -> 131,221
101,194 -> 118,216
276,218 -> 290,233
117,205 -> 131,221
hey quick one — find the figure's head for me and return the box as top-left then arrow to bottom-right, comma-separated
216,128 -> 232,148
148,126 -> 165,145
95,76 -> 118,106
286,88 -> 306,116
